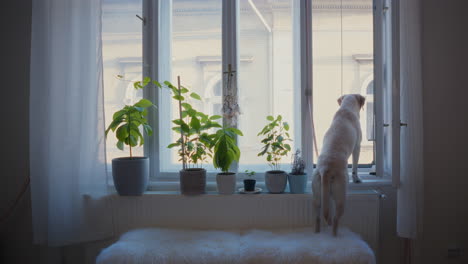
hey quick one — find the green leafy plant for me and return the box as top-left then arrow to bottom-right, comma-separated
166,81 -> 222,168
257,115 -> 292,170
290,149 -> 306,175
212,127 -> 243,173
105,77 -> 157,158
244,170 -> 256,178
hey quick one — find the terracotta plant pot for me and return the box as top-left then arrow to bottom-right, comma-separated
112,157 -> 149,196
265,170 -> 287,193
179,168 -> 206,195
216,172 -> 236,195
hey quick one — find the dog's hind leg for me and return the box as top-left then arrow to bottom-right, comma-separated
331,174 -> 347,236
312,171 -> 321,233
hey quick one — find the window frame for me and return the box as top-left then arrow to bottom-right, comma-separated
139,0 -> 395,184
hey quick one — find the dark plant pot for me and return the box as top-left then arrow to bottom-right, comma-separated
243,179 -> 256,192
287,173 -> 308,194
265,170 -> 287,193
112,157 -> 149,196
179,168 -> 206,195
216,172 -> 236,195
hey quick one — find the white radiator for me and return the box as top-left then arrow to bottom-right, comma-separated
108,190 -> 381,253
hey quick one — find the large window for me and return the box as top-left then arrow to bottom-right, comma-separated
102,0 -> 394,182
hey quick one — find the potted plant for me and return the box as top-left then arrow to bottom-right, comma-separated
167,77 -> 222,195
105,78 -> 156,196
288,149 -> 308,194
212,127 -> 243,194
257,115 -> 292,193
243,170 -> 256,192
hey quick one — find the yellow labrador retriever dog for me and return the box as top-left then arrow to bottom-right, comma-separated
312,94 -> 365,236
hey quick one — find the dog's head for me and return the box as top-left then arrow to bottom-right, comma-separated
337,94 -> 366,110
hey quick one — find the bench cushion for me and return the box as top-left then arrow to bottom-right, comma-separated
96,227 -> 375,264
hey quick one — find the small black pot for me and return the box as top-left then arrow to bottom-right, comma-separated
243,179 -> 256,192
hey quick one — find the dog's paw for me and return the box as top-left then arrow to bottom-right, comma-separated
352,174 -> 362,183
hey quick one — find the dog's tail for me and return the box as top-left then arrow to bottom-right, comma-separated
320,168 -> 332,226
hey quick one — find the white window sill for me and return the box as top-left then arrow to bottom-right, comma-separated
107,174 -> 392,194
142,178 -> 392,194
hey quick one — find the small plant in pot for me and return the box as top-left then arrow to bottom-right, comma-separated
105,78 -> 156,196
243,170 -> 256,192
167,77 -> 221,195
288,149 -> 308,194
212,127 -> 243,194
258,115 -> 292,193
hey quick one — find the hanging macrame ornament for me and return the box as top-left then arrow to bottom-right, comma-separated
222,64 -> 241,126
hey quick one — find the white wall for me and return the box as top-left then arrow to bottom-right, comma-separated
418,0 -> 468,263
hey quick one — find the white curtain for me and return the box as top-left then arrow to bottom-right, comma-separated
30,0 -> 113,246
397,0 -> 424,239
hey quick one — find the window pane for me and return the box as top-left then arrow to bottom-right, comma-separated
238,0 -> 301,172
312,0 -> 374,165
159,0 -> 222,172
102,0 -> 143,163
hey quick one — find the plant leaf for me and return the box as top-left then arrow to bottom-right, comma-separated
167,143 -> 180,148
181,103 -> 192,110
267,115 -> 274,121
180,87 -> 189,93
190,92 -> 202,100
134,98 -> 153,108
229,128 -> 243,136
116,141 -> 124,150
143,124 -> 153,136
190,116 -> 201,131
152,80 -> 162,88
172,119 -> 185,125
210,115 -> 222,120
144,76 -> 151,85
116,125 -> 129,141
173,95 -> 184,101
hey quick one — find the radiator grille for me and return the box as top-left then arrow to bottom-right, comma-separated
109,190 -> 380,253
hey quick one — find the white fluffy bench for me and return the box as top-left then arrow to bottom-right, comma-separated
96,227 -> 375,264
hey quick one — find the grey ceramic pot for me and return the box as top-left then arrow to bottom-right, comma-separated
180,168 -> 206,195
112,157 -> 149,196
265,170 -> 288,193
287,173 -> 308,194
216,172 -> 236,195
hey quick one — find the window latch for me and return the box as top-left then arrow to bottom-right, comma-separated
383,123 -> 389,127
136,14 -> 146,25
400,122 -> 408,127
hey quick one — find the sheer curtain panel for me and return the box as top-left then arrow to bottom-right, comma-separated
30,0 -> 113,246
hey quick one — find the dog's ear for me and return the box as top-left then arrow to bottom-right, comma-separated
337,95 -> 345,106
355,94 -> 366,109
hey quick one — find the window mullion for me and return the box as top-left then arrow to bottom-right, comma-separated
222,0 -> 239,172
143,0 -> 160,179
374,0 -> 385,178
299,0 -> 314,175
143,0 -> 172,179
